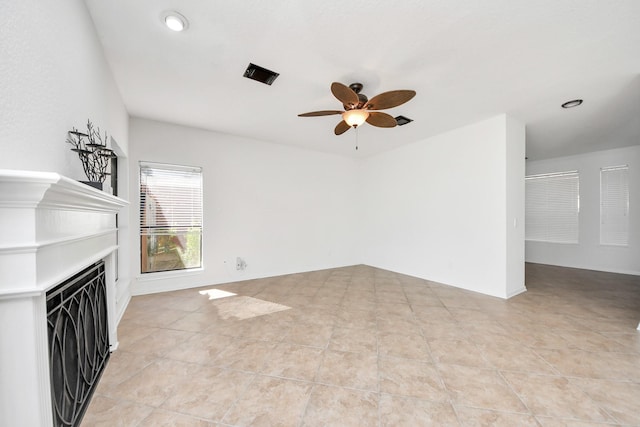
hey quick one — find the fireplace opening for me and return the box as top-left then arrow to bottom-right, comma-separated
46,260 -> 110,427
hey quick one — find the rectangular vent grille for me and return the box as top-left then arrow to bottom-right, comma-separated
395,115 -> 413,126
243,63 -> 279,85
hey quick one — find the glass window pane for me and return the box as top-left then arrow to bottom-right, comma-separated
141,230 -> 201,273
525,171 -> 579,243
600,166 -> 629,246
139,162 -> 203,274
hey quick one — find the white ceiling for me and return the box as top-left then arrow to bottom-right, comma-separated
85,0 -> 640,160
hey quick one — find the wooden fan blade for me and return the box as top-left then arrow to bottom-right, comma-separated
298,110 -> 344,117
366,112 -> 397,128
334,120 -> 351,135
331,82 -> 359,107
365,90 -> 416,110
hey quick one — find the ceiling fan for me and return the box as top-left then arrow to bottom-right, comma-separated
298,82 -> 416,135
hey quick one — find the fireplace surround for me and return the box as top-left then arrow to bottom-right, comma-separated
47,260 -> 110,426
0,170 -> 127,426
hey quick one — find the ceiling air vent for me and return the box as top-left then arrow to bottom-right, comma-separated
395,115 -> 413,126
243,63 -> 279,85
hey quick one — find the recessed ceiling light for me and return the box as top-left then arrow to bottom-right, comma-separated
561,99 -> 583,109
162,11 -> 188,32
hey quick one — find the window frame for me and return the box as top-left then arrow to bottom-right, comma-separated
525,170 -> 580,244
139,161 -> 203,274
600,165 -> 629,247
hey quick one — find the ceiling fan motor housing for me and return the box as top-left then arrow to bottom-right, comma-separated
348,83 -> 363,93
346,83 -> 368,109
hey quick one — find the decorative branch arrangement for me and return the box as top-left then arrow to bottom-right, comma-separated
66,120 -> 116,183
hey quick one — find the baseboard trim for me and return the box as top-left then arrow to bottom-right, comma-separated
131,263 -> 361,296
506,286 -> 527,299
116,292 -> 131,325
525,261 -> 640,277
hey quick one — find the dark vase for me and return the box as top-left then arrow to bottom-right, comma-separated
80,181 -> 103,191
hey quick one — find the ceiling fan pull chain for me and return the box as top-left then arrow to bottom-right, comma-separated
355,127 -> 359,150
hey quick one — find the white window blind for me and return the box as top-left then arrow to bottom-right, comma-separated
139,162 -> 203,273
600,165 -> 629,246
525,171 -> 579,243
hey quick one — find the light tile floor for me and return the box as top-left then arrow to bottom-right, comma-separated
84,263 -> 640,426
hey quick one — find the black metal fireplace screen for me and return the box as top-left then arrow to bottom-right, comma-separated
46,261 -> 110,427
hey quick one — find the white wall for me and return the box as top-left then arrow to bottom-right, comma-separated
129,118 -> 359,294
0,0 -> 128,177
526,146 -> 640,275
0,0 -> 131,319
505,116 -> 527,297
359,115 -> 525,298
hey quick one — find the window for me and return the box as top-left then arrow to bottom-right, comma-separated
525,171 -> 579,243
600,165 -> 629,246
139,162 -> 203,273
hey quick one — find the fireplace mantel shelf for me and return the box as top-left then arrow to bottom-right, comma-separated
0,169 -> 126,212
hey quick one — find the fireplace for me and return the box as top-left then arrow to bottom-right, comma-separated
47,261 -> 110,427
0,170 -> 127,426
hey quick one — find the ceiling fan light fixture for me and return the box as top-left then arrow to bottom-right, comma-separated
342,109 -> 369,127
162,11 -> 188,32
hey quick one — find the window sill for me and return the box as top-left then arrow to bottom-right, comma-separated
136,267 -> 204,282
525,240 -> 579,245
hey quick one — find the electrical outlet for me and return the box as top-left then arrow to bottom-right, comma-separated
236,257 -> 246,271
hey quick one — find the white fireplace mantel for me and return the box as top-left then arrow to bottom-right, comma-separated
0,170 -> 128,426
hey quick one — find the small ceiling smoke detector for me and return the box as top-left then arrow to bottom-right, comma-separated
395,115 -> 413,126
162,11 -> 188,32
561,99 -> 583,109
243,63 -> 279,85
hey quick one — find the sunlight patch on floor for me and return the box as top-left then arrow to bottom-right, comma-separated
198,289 -> 237,300
198,288 -> 290,320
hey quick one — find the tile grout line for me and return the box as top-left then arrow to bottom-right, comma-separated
296,272 -> 344,427
413,289 -> 463,426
